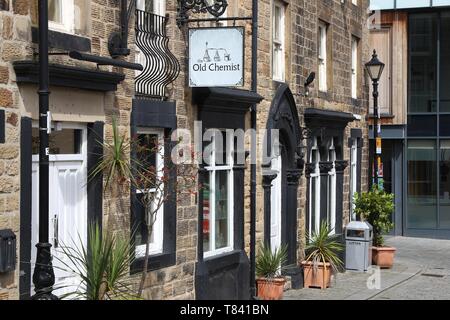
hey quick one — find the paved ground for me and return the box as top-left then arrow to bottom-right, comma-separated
284,237 -> 450,300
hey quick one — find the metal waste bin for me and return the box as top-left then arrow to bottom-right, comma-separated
345,221 -> 373,272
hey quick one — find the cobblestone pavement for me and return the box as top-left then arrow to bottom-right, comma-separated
284,237 -> 450,300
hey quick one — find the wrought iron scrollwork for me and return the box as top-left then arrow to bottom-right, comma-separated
177,0 -> 228,25
135,10 -> 180,99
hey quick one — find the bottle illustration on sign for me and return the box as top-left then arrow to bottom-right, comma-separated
198,42 -> 231,63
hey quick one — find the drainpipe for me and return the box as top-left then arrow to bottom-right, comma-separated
32,0 -> 57,300
249,0 -> 258,300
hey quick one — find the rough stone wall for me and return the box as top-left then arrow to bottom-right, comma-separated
0,0 -> 34,300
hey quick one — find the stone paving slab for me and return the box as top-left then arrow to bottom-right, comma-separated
284,237 -> 450,300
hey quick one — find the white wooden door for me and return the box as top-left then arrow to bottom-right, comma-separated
31,124 -> 87,298
270,155 -> 282,252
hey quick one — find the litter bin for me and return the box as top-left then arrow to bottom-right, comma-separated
345,221 -> 373,272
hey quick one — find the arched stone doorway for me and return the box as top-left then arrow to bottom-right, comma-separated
263,84 -> 303,265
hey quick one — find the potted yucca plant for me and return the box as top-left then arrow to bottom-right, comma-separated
302,221 -> 344,289
255,243 -> 288,300
354,186 -> 395,268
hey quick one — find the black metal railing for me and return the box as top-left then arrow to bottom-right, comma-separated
135,10 -> 180,99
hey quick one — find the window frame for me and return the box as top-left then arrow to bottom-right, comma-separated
203,131 -> 235,258
350,138 -> 358,220
309,137 -> 321,234
328,139 -> 337,234
318,21 -> 328,92
351,36 -> 359,100
272,0 -> 286,81
48,0 -> 75,34
134,128 -> 165,258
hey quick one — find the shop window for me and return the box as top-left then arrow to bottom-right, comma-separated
308,137 -> 321,234
272,1 -> 285,81
133,129 -> 165,258
318,21 -> 328,92
440,140 -> 450,229
203,131 -> 234,258
48,0 -> 90,36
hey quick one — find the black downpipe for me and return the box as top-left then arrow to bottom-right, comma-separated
32,0 -> 58,300
250,0 -> 258,300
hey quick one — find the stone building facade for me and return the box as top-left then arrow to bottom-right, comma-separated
0,0 -> 370,300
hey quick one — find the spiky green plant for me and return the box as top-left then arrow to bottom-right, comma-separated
256,243 -> 288,279
89,117 -> 133,189
305,221 -> 344,275
56,223 -> 137,300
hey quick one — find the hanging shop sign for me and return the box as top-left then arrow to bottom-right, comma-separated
189,27 -> 244,87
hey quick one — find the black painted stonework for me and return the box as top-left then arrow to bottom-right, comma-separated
195,87 -> 262,301
13,61 -> 125,92
19,117 -> 32,300
130,99 -> 177,274
264,84 -> 302,266
0,110 -> 5,143
87,122 -> 104,228
31,27 -> 91,52
335,160 -> 349,235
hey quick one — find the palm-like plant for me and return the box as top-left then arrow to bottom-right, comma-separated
89,117 -> 133,188
256,243 -> 288,279
56,223 -> 138,300
305,221 -> 344,275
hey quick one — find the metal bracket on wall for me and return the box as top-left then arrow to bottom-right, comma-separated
108,0 -> 137,57
177,0 -> 231,27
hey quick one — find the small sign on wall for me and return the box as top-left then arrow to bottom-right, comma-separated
189,27 -> 244,88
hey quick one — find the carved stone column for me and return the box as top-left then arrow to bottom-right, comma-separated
285,169 -> 301,264
334,160 -> 349,234
262,171 -> 277,246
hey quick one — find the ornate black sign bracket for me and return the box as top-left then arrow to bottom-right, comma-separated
177,0 -> 229,26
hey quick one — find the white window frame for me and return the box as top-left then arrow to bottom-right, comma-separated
272,1 -> 285,81
351,36 -> 359,99
204,132 -> 234,258
136,0 -> 166,15
48,0 -> 75,34
135,128 -> 165,258
328,139 -> 337,234
318,21 -> 328,92
309,137 -> 321,234
352,0 -> 358,5
350,138 -> 358,221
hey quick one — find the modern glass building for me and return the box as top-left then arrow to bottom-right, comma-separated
369,1 -> 450,238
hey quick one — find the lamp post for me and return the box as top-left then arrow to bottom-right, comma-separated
365,50 -> 385,189
32,0 -> 58,300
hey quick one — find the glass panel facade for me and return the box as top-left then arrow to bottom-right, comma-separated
440,141 -> 450,228
409,14 -> 437,113
407,140 -> 438,229
440,13 -> 450,112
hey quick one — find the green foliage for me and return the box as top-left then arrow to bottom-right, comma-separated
89,117 -> 133,189
353,186 -> 394,247
56,223 -> 137,300
305,221 -> 344,274
256,243 -> 288,279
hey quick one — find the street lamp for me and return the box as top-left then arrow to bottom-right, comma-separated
365,50 -> 385,189
32,0 -> 58,300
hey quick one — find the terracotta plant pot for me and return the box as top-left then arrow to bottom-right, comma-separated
302,261 -> 331,289
256,278 -> 286,300
372,247 -> 396,268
